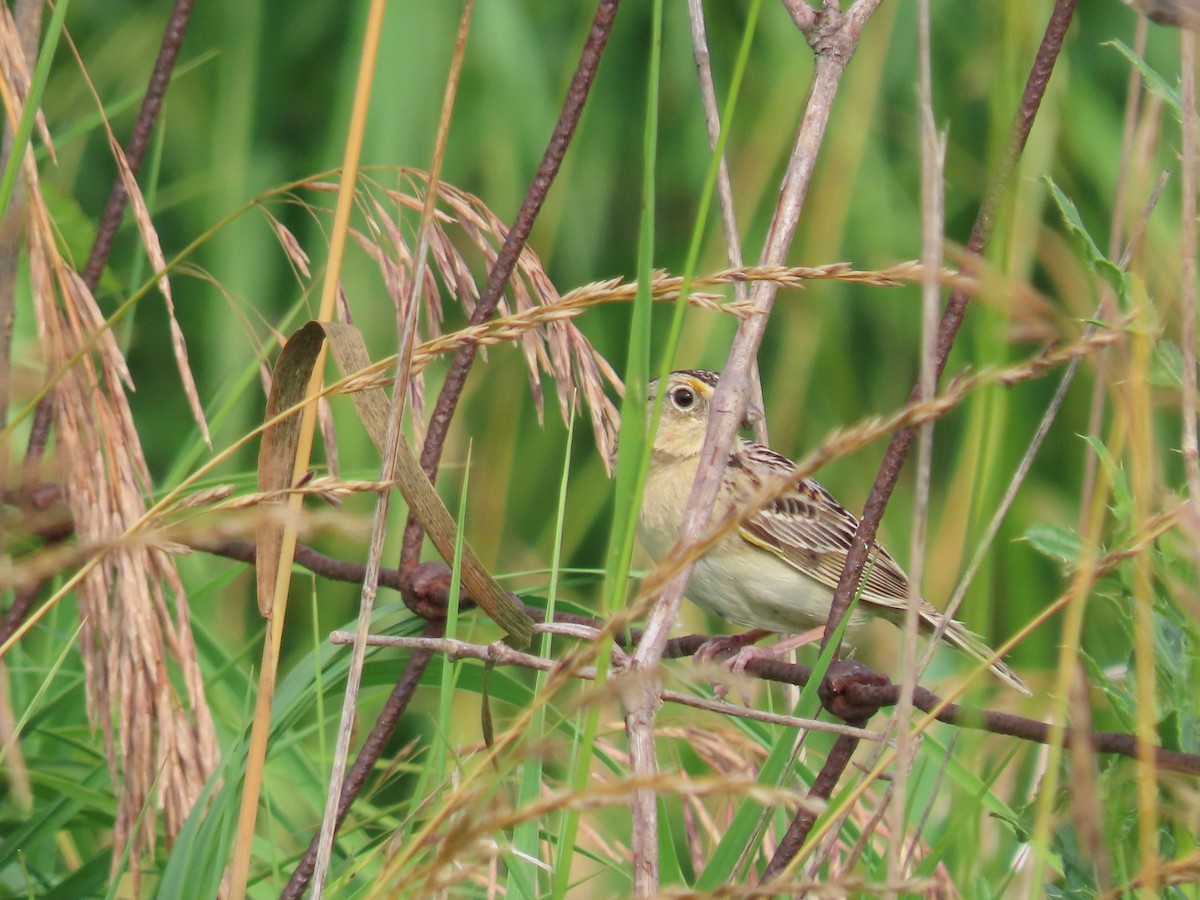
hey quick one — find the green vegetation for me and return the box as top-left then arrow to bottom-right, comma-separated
1,1 -> 1197,896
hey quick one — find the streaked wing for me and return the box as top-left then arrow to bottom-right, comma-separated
732,441 -> 911,607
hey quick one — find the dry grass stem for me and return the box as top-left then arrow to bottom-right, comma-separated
888,0 -> 945,884
684,0 -> 771,446
230,3 -> 389,893
1178,31 -> 1200,563
1066,660 -> 1113,890
56,20 -> 210,449
309,5 -> 477,892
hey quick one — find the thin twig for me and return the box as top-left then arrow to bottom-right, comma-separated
685,0 -> 768,445
685,0 -> 745,286
327,630 -> 881,741
901,731 -> 958,872
842,676 -> 1200,776
762,730 -> 864,882
841,778 -> 894,877
80,0 -> 196,291
889,0 -> 943,886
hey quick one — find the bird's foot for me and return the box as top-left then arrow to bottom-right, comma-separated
698,627 -> 824,702
729,628 -> 825,672
691,630 -> 771,702
727,626 -> 825,676
694,629 -> 774,667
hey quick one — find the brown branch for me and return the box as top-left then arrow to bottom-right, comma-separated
0,483 -> 65,646
762,731 -> 863,882
20,400 -> 53,479
0,581 -> 42,649
81,0 -> 196,292
668,635 -> 1200,778
400,0 -> 621,569
280,619 -> 443,900
820,0 -> 1079,652
762,660 -> 883,882
850,676 -> 1200,778
185,542 -> 1200,780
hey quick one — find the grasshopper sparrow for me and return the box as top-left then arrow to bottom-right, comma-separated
637,369 -> 1030,694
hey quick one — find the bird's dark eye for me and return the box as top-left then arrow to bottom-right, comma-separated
671,386 -> 695,409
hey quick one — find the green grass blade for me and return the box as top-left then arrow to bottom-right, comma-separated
696,597 -> 854,888
0,0 -> 71,218
554,1 -> 666,893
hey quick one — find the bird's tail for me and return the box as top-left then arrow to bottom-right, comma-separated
926,614 -> 1031,696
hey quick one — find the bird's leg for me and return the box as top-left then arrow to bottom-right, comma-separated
726,626 -> 825,677
715,627 -> 826,704
694,628 -> 774,667
694,628 -> 824,702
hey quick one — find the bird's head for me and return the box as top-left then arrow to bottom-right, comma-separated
648,369 -> 760,459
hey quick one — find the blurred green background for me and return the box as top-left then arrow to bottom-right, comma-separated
45,2 -> 1172,669
7,0 -> 1194,892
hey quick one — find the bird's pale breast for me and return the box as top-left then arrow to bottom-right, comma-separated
638,454 -> 868,634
